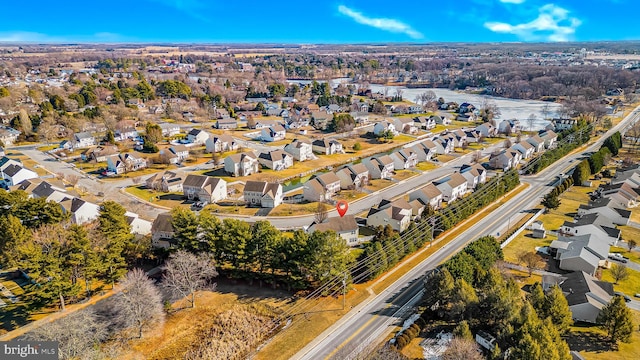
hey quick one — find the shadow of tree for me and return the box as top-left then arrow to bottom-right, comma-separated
565,330 -> 614,353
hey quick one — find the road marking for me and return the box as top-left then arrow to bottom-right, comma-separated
323,302 -> 394,359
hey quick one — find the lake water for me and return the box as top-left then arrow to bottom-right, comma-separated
369,84 -> 561,130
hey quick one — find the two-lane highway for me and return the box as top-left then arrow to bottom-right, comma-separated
293,107 -> 640,360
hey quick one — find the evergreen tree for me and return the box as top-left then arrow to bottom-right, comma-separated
0,214 -> 30,266
545,284 -> 573,334
597,295 -> 635,345
98,201 -> 133,288
171,207 -> 200,251
452,320 -> 473,340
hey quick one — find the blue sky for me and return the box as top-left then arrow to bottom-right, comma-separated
1,0 -> 638,43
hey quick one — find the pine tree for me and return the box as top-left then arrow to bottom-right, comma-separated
171,207 -> 200,251
545,284 -> 573,334
597,295 -> 635,345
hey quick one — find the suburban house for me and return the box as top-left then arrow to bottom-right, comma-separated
125,212 -> 152,237
489,149 -> 515,171
577,197 -> 631,226
413,116 -> 436,130
464,130 -> 481,144
224,152 -> 259,177
414,140 -> 437,161
459,102 -> 476,114
205,134 -> 238,153
1,164 -> 38,187
540,130 -> 558,149
186,129 -> 210,145
611,164 -> 640,187
285,116 -> 311,129
311,111 -> 331,130
312,139 -> 344,155
145,171 -> 183,193
389,149 -> 418,170
0,127 -> 20,146
243,181 -> 283,208
498,119 -> 520,134
258,150 -> 294,171
159,123 -> 181,137
526,135 -> 546,153
409,183 -> 444,210
513,141 -> 535,160
251,119 -> 277,130
350,112 -> 369,125
308,215 -> 360,246
393,117 -> 418,134
335,163 -> 370,190
59,197 -> 101,225
432,137 -> 454,154
81,145 -> 118,162
459,163 -> 487,190
73,132 -> 96,148
303,172 -> 341,202
434,173 -> 468,203
115,128 -> 139,142
363,155 -> 395,180
216,118 -> 238,130
160,145 -> 189,164
598,182 -> 640,208
182,175 -> 227,203
475,123 -> 498,137
261,125 -> 286,142
373,120 -> 399,136
550,234 -> 609,275
551,119 -> 578,131
366,199 -> 416,232
17,179 -> 68,202
431,114 -> 451,125
106,153 -> 147,175
151,213 -> 175,248
549,271 -> 614,323
335,164 -> 369,190
284,139 -> 314,161
560,213 -> 621,245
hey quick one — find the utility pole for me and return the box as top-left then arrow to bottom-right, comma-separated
342,275 -> 347,310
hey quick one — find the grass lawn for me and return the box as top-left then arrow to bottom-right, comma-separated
6,152 -> 49,176
36,144 -> 58,151
74,161 -> 106,173
435,154 -> 457,163
601,267 -> 640,297
125,186 -> 187,208
619,226 -> 640,247
335,190 -> 368,202
206,203 -> 260,216
394,169 -> 418,181
366,179 -> 395,192
269,202 -> 319,217
503,232 -> 557,263
415,162 -> 438,172
569,310 -> 640,360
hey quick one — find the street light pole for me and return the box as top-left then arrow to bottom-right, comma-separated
342,275 -> 347,310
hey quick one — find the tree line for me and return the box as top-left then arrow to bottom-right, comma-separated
358,170 -> 520,283
169,208 -> 354,291
0,194 -> 150,312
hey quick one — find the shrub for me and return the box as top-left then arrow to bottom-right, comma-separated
353,142 -> 362,151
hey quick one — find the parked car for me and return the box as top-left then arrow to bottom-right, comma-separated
615,292 -> 632,303
608,253 -> 629,263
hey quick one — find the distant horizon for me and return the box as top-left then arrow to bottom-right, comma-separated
2,0 -> 639,44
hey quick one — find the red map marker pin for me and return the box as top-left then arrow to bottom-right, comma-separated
336,200 -> 348,217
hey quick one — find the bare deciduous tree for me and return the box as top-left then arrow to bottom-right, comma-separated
441,338 -> 484,360
112,268 -> 165,339
527,113 -> 537,132
162,250 -> 218,309
24,309 -> 107,360
518,251 -> 544,277
314,201 -> 329,224
610,263 -> 629,284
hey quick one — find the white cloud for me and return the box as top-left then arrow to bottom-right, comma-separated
337,5 -> 423,39
0,31 -> 127,43
484,4 -> 581,41
499,0 -> 526,3
0,32 -> 64,43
